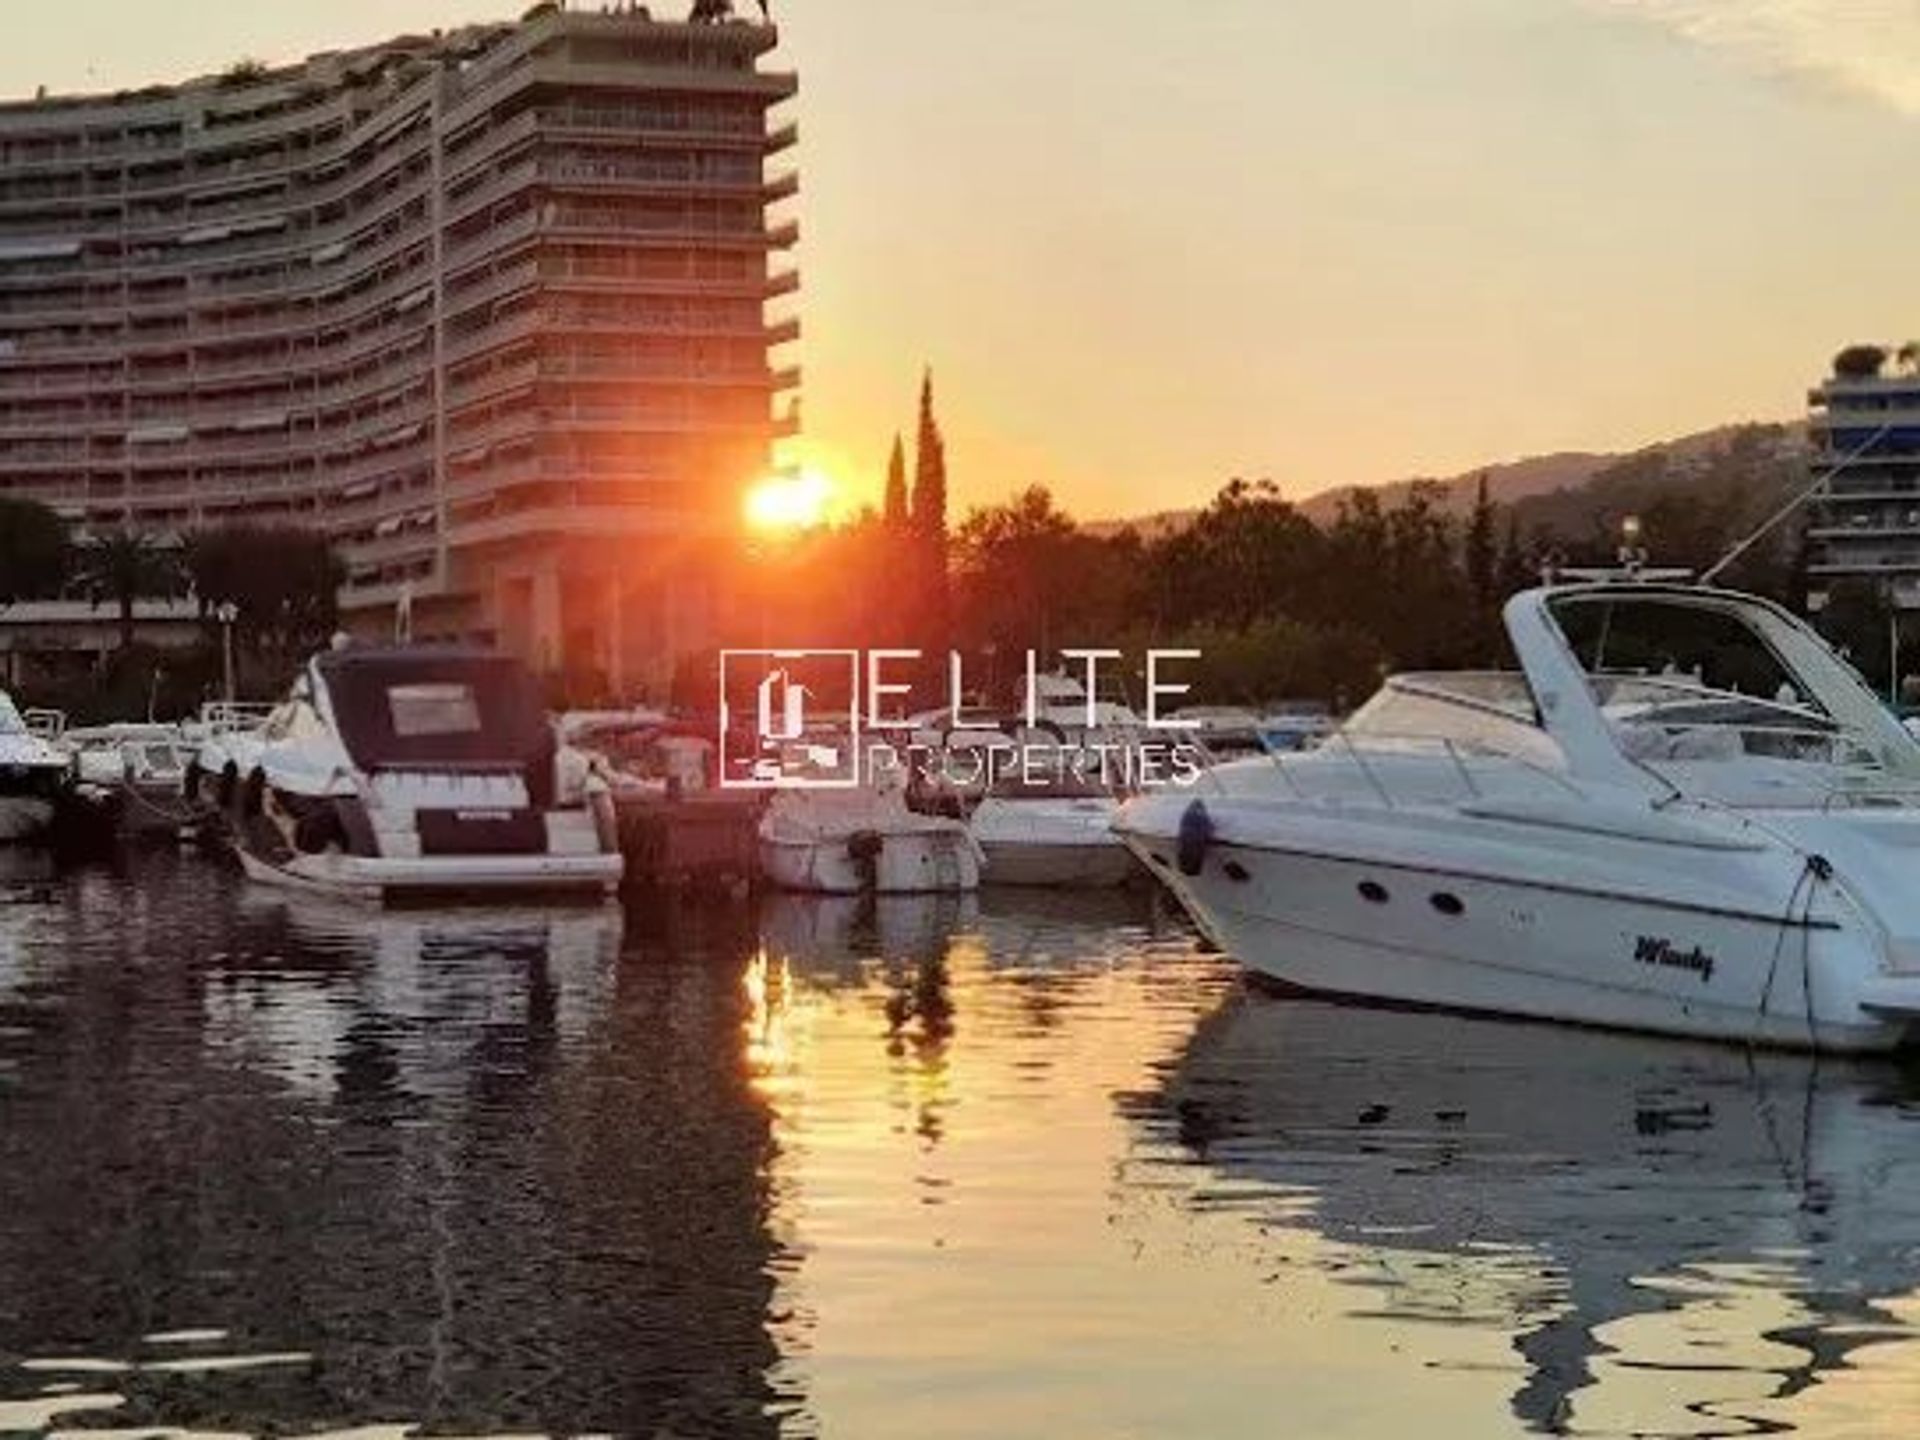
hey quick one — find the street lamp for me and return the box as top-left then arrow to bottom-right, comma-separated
215,601 -> 239,703
1617,514 -> 1648,576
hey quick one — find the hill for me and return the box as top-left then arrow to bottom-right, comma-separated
1084,421 -> 1807,538
1294,421 -> 1804,526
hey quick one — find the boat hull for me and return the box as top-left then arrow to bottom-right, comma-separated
237,847 -> 623,904
1127,832 -> 1917,1054
978,838 -> 1136,888
760,831 -> 981,894
0,795 -> 54,843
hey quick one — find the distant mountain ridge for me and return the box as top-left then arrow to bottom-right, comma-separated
1086,421 -> 1806,536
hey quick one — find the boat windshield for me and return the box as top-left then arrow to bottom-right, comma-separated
318,652 -> 553,770
1342,672 -> 1564,767
1548,590 -> 1909,771
0,694 -> 25,736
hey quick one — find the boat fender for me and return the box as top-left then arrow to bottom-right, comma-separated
847,829 -> 884,864
1176,800 -> 1213,876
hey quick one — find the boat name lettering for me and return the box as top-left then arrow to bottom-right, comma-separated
1633,935 -> 1714,983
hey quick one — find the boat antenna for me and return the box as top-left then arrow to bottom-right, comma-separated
1699,422 -> 1891,588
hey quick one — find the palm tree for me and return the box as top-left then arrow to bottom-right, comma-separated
77,530 -> 183,651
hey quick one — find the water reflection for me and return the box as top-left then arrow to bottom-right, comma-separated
1154,993 -> 1920,1437
10,855 -> 1920,1437
0,851 -> 792,1438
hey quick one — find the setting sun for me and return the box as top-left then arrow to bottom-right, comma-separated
745,468 -> 836,533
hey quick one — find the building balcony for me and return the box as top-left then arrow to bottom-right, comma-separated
523,58 -> 799,104
1806,558 -> 1920,575
338,520 -> 442,566
1807,524 -> 1920,540
1812,405 -> 1920,433
444,211 -> 539,267
445,502 -> 696,552
446,358 -> 541,407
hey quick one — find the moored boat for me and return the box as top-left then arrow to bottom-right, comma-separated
64,722 -> 198,837
221,644 -> 623,901
0,690 -> 73,842
759,768 -> 981,894
968,773 -> 1135,888
1118,581 -> 1920,1053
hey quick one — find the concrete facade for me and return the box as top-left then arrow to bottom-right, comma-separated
0,6 -> 799,695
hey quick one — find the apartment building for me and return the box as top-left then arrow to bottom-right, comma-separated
0,5 -> 799,692
1807,347 -> 1920,611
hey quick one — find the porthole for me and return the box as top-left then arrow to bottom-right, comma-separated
1358,880 -> 1389,904
1223,860 -> 1250,883
1431,892 -> 1465,917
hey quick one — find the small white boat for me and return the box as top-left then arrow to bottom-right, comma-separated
969,776 -> 1135,888
1256,704 -> 1335,753
223,644 -> 623,901
759,767 -> 981,894
0,690 -> 73,842
64,722 -> 198,836
1026,668 -> 1144,741
1119,581 -> 1920,1054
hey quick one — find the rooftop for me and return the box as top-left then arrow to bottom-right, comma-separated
0,3 -> 777,119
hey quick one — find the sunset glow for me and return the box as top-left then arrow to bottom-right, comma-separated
745,468 -> 836,534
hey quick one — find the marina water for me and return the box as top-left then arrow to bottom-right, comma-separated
4,848 -> 1920,1437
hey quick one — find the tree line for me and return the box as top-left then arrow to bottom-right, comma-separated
0,497 -> 343,720
722,424 -> 1815,714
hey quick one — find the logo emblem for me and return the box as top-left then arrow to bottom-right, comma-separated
719,649 -> 861,789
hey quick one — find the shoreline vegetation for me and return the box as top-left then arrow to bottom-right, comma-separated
10,418 -> 1901,720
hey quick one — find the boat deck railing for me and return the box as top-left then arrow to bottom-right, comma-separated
198,700 -> 275,734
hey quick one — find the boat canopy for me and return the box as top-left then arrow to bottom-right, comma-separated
315,649 -> 553,772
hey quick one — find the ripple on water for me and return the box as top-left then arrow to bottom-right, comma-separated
3,853 -> 1920,1437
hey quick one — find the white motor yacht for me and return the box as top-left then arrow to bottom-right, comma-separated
1118,581 -> 1920,1053
759,764 -> 981,894
0,690 -> 72,842
224,645 -> 623,901
968,772 -> 1136,887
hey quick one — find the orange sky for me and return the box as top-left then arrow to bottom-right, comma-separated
7,2 -> 1920,520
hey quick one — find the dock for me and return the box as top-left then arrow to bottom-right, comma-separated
613,791 -> 762,894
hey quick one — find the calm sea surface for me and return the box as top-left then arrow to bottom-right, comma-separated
3,847 -> 1920,1438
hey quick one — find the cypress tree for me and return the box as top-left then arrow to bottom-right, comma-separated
911,370 -> 947,542
1495,512 -> 1533,598
883,433 -> 909,528
910,369 -> 951,661
1465,473 -> 1496,607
